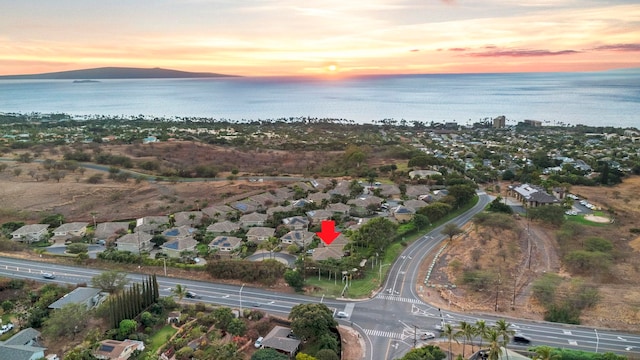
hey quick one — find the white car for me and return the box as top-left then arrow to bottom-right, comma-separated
336,311 -> 349,318
0,323 -> 14,334
420,331 -> 436,340
254,336 -> 264,348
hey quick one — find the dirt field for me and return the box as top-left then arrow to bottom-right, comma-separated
0,161 -> 284,224
418,178 -> 640,332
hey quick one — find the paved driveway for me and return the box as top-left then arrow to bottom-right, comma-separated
245,251 -> 297,267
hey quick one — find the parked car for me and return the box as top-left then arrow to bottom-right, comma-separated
254,336 -> 264,348
0,323 -> 14,334
42,273 -> 56,279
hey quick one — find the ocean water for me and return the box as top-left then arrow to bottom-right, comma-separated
1,71 -> 639,128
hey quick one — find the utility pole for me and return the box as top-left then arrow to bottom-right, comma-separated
495,268 -> 501,312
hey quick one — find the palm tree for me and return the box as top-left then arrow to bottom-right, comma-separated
457,321 -> 475,357
442,323 -> 459,360
485,328 -> 503,360
533,346 -> 559,360
475,320 -> 489,350
171,284 -> 187,301
495,320 -> 515,360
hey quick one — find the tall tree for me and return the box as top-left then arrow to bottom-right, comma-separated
289,303 -> 337,341
441,223 -> 463,243
475,320 -> 488,350
91,270 -> 129,293
171,284 -> 187,301
42,303 -> 90,339
442,323 -> 458,360
495,320 -> 515,360
484,328 -> 503,360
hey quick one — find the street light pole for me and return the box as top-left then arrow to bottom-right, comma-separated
595,329 -> 599,353
163,257 -> 167,276
239,283 -> 245,317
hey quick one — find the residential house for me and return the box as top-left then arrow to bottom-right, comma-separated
52,222 -> 88,238
251,192 -> 278,208
508,183 -> 560,207
348,196 -> 383,216
95,222 -> 130,242
209,236 -> 242,253
327,181 -> 351,197
246,227 -> 276,244
134,216 -> 168,234
11,224 -> 49,243
48,287 -> 106,310
172,211 -> 203,227
282,216 -> 309,231
201,204 -> 235,220
312,234 -> 348,261
239,212 -> 268,228
326,202 -> 350,215
0,328 -> 46,360
403,199 -> 428,212
205,221 -> 240,235
162,225 -> 196,239
291,199 -> 312,208
306,209 -> 333,225
115,232 -> 153,254
261,326 -> 300,358
280,230 -> 315,248
266,205 -> 293,217
379,184 -> 401,199
93,339 -> 145,360
307,191 -> 330,204
272,188 -> 294,203
161,237 -> 198,258
230,200 -> 259,214
405,185 -> 431,199
392,205 -> 415,222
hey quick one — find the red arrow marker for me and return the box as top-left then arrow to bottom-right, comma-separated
316,220 -> 340,245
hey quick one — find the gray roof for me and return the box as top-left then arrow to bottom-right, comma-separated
52,222 -> 89,233
4,328 -> 41,346
48,287 -> 102,309
262,326 -> 300,354
206,220 -> 240,233
116,232 -> 153,245
0,344 -> 45,360
209,236 -> 242,249
11,224 -> 49,236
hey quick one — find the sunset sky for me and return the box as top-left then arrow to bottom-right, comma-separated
1,0 -> 639,77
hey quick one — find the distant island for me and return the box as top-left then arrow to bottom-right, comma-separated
0,67 -> 238,80
73,79 -> 100,83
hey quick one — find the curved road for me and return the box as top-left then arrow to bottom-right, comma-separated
0,192 -> 637,358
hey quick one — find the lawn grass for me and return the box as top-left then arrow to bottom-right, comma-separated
306,196 -> 480,299
565,215 -> 610,227
147,325 -> 178,353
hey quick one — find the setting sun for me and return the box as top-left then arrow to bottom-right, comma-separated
328,64 -> 337,72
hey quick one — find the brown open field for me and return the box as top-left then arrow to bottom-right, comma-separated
421,177 -> 640,331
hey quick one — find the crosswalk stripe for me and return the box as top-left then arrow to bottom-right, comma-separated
376,295 -> 424,304
363,328 -> 403,339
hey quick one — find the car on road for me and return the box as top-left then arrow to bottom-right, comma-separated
512,334 -> 531,345
254,336 -> 264,348
336,311 -> 349,318
42,273 -> 56,279
185,291 -> 201,299
420,331 -> 436,340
